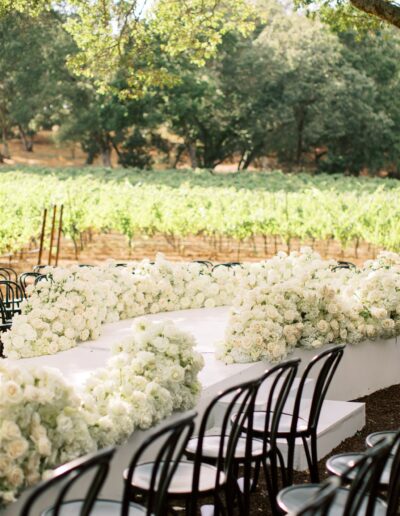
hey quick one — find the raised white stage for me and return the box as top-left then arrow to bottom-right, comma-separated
5,305 -> 399,514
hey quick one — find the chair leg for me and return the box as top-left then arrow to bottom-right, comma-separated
285,437 -> 296,486
302,435 -> 319,483
251,459 -> 261,492
310,431 -> 320,483
262,457 -> 280,516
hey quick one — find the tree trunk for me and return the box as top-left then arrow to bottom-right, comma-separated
18,125 -> 33,152
1,127 -> 10,159
101,147 -> 112,167
186,140 -> 198,168
295,109 -> 305,165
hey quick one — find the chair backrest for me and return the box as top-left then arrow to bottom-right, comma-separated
0,267 -> 18,282
343,436 -> 393,516
122,411 -> 196,516
258,359 -> 300,445
19,272 -> 41,294
0,280 -> 26,312
33,265 -> 48,273
383,431 -> 400,516
187,377 -> 260,514
291,345 -> 345,434
289,477 -> 340,516
20,446 -> 116,516
0,298 -> 10,326
212,262 -> 243,271
193,260 -> 213,269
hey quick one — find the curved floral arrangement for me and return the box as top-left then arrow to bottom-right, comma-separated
0,319 -> 203,504
4,249 -> 400,364
3,256 -> 242,359
219,250 -> 400,363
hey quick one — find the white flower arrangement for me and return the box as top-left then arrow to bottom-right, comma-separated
2,255 -> 243,359
218,248 -> 400,363
4,246 -> 400,364
0,320 -> 203,504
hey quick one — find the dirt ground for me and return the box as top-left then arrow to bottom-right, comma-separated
0,231 -> 382,274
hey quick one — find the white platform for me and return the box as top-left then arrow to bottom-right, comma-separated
4,306 -> 387,515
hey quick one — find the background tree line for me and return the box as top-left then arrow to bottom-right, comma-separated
1,1 -> 399,175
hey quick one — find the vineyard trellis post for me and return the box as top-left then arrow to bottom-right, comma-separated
55,205 -> 64,266
48,205 -> 57,266
37,208 -> 47,266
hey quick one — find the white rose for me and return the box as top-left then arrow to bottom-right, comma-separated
0,421 -> 21,440
6,438 -> 29,459
6,466 -> 24,487
2,381 -> 23,404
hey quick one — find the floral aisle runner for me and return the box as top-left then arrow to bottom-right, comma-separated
4,249 -> 400,363
0,320 -> 203,504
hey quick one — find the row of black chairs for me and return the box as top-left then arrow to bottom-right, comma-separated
18,345 -> 344,515
278,429 -> 400,516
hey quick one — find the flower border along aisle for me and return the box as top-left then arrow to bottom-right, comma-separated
2,256 -> 240,359
0,319 -> 203,504
218,250 -> 400,363
3,249 -> 400,363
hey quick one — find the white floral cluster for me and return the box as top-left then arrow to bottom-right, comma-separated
0,362 -> 96,504
219,248 -> 400,363
82,318 -> 204,447
3,255 -> 243,359
0,320 -> 203,504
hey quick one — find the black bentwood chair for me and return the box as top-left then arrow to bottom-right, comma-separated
0,266 -> 18,282
224,359 -> 300,514
121,411 -> 197,516
125,379 -> 260,516
327,431 -> 400,516
0,279 -> 26,318
20,446 -> 116,516
276,345 -> 345,484
278,436 -> 394,516
286,476 -> 340,516
19,272 -> 42,294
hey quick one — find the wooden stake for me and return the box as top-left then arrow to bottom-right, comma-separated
37,208 -> 47,266
48,205 -> 57,266
55,205 -> 64,266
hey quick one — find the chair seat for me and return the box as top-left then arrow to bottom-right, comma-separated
367,431 -> 398,454
124,460 -> 226,495
277,484 -> 387,515
42,499 -> 148,515
185,435 -> 266,459
240,411 -> 308,434
327,453 -> 393,486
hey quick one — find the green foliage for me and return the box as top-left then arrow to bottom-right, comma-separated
0,11 -> 75,151
1,167 -> 400,256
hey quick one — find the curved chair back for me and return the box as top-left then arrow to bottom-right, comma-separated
33,265 -> 48,273
383,431 -> 400,516
248,359 -> 300,507
19,272 -> 42,295
343,436 -> 393,516
123,411 -> 196,516
20,446 -> 115,516
0,298 -> 11,328
193,260 -> 213,269
212,262 -> 243,271
0,267 -> 18,282
188,377 -> 260,514
0,280 -> 26,316
290,477 -> 340,516
291,345 -> 345,435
